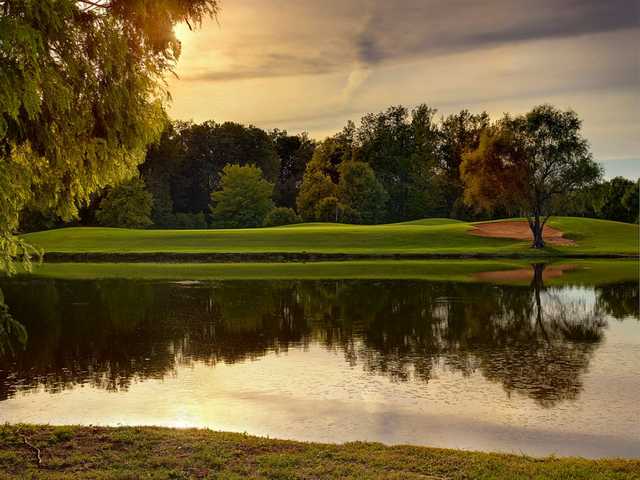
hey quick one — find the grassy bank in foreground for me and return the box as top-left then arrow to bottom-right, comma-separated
22,217 -> 640,257
0,426 -> 637,480
21,259 -> 640,285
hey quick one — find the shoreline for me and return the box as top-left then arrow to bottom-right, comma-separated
41,251 -> 640,263
0,425 -> 637,479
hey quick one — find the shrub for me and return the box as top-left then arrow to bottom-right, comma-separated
315,196 -> 344,222
263,207 -> 302,227
170,212 -> 208,229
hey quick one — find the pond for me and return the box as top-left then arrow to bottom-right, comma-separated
0,264 -> 638,458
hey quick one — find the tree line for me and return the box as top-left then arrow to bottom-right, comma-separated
21,104 -> 638,234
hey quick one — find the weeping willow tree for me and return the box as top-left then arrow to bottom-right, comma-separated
1,0 -> 218,354
0,0 -> 218,271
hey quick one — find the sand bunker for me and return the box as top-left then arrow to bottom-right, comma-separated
470,221 -> 575,246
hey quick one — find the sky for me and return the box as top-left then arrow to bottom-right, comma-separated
168,0 -> 639,179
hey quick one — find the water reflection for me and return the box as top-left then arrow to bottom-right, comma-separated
0,272 -> 636,408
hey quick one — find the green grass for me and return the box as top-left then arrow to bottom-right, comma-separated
0,425 -> 637,479
21,259 -> 639,285
21,217 -> 639,256
24,260 -> 528,281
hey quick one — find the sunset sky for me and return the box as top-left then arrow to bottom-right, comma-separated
168,0 -> 639,178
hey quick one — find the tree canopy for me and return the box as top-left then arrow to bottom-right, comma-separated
0,0 -> 218,268
96,178 -> 154,229
210,164 -> 275,228
461,105 -> 602,247
337,161 -> 388,224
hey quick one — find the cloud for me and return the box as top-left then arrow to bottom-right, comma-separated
177,0 -> 637,83
168,0 -> 639,176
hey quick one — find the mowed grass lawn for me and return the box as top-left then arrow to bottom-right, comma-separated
0,425 -> 638,480
22,217 -> 639,256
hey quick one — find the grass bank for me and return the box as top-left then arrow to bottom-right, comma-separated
0,425 -> 637,480
22,217 -> 639,259
20,259 -> 640,285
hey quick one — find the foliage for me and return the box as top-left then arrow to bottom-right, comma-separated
437,110 -> 490,218
355,105 -> 441,221
297,168 -> 337,221
96,178 -> 154,229
263,207 -> 302,227
0,288 -> 27,356
210,164 -> 274,228
315,196 -> 345,222
165,212 -> 208,229
0,0 -> 218,268
461,105 -> 602,247
621,180 -> 639,224
271,130 -> 315,209
337,161 -> 388,224
593,177 -> 638,223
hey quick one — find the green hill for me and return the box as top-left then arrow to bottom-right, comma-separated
22,217 -> 638,257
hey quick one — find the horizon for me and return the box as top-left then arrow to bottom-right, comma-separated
166,0 -> 639,179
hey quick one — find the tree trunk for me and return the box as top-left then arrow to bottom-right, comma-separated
529,215 -> 545,249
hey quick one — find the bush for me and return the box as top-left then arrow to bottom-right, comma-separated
96,178 -> 153,228
315,196 -> 343,222
263,207 -> 302,227
169,212 -> 208,229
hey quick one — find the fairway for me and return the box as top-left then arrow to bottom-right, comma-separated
22,217 -> 638,257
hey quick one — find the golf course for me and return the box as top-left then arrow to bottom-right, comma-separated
22,217 -> 639,258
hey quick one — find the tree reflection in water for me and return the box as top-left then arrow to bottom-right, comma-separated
0,267 -> 636,407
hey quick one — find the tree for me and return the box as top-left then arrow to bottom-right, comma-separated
296,168 -> 337,221
437,110 -> 490,218
621,180 -> 639,224
140,122 -> 189,227
461,105 -> 602,248
271,130 -> 315,209
159,121 -> 280,214
96,178 -> 154,228
210,164 -> 274,228
0,0 -> 218,269
594,177 -> 637,223
263,207 -> 302,227
337,161 -> 388,224
355,105 -> 443,221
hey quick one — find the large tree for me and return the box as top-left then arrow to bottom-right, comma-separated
461,105 -> 602,248
0,0 -> 217,270
356,105 -> 442,221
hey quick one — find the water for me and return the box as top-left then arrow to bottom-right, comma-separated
0,273 -> 638,458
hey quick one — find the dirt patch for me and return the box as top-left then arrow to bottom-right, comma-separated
470,221 -> 575,246
474,264 -> 577,282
